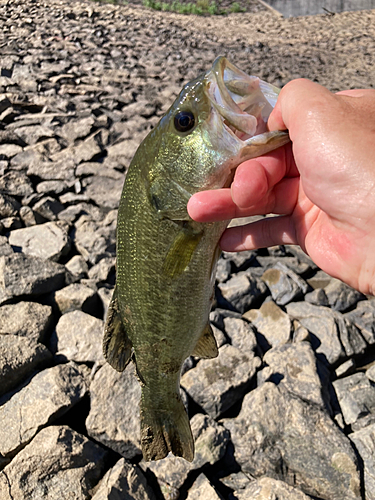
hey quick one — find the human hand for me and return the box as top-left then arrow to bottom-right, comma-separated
187,79 -> 375,294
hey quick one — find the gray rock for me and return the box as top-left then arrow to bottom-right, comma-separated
219,471 -> 251,493
0,425 -> 108,500
0,170 -> 33,196
333,372 -> 375,426
345,300 -> 375,344
60,116 -> 95,142
54,283 -> 99,315
325,278 -> 364,312
36,179 -> 69,195
13,125 -> 55,145
306,269 -> 332,289
98,286 -> 114,318
0,363 -> 87,459
33,195 -> 65,220
366,363 -> 375,383
9,221 -> 71,261
224,382 -> 361,500
0,254 -> 66,304
83,175 -> 124,209
336,359 -> 356,378
218,271 -> 268,313
65,254 -> 89,281
261,262 -> 309,306
145,414 -> 229,492
55,310 -> 104,363
86,362 -> 141,459
286,302 -> 345,365
243,301 -> 292,347
73,214 -> 116,264
350,423 -> 375,500
19,205 -> 46,226
0,301 -> 53,342
305,287 -> 329,306
0,193 -> 20,217
88,256 -> 116,284
186,474 -> 222,500
215,256 -> 232,283
261,342 -> 326,408
0,335 -> 52,396
234,477 -> 313,499
181,344 -> 261,418
91,458 -> 156,500
223,316 -> 257,354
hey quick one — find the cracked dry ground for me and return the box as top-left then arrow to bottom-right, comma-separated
1,0 -> 375,499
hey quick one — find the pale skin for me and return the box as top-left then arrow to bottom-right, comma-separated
187,79 -> 375,295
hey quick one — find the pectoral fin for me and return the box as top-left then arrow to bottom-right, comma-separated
192,323 -> 219,359
163,228 -> 202,278
103,287 -> 132,372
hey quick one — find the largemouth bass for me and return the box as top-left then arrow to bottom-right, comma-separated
103,56 -> 289,462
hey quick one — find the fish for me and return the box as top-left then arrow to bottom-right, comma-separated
103,56 -> 290,462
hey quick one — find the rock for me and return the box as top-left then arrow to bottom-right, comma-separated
65,254 -> 89,281
0,170 -> 33,196
54,283 -> 99,315
223,382 -> 361,500
36,179 -> 69,195
243,301 -> 292,348
91,458 -> 156,500
13,124 -> 55,145
73,214 -> 116,264
186,474 -> 222,500
33,195 -> 65,220
215,256 -> 232,283
261,342 -> 326,408
324,279 -> 365,312
261,262 -> 309,306
181,344 -> 261,418
350,423 -> 375,500
0,301 -> 53,342
222,316 -> 258,354
335,359 -> 356,378
55,310 -> 104,363
234,477 -> 313,499
0,363 -> 87,460
9,221 -> 71,261
367,364 -> 375,383
145,414 -> 229,493
345,300 -> 375,344
19,205 -> 46,226
0,253 -> 66,304
304,287 -> 329,306
0,425 -> 108,500
97,286 -> 113,318
0,193 -> 20,217
333,372 -> 375,426
87,256 -> 116,285
219,471 -> 251,492
217,271 -> 268,313
286,302 -> 345,365
306,269 -> 333,289
0,335 -> 52,396
60,116 -> 95,142
83,175 -> 124,209
86,362 -> 142,459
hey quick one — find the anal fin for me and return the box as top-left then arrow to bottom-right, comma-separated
103,286 -> 132,372
192,323 -> 219,359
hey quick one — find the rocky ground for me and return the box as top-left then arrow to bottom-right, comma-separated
1,0 -> 375,499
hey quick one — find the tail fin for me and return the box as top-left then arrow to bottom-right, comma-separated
140,393 -> 194,462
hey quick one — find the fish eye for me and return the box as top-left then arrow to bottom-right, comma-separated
174,111 -> 195,133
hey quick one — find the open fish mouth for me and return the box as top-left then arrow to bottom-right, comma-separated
205,56 -> 289,149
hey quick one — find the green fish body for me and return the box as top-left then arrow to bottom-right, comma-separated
103,57 -> 289,462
